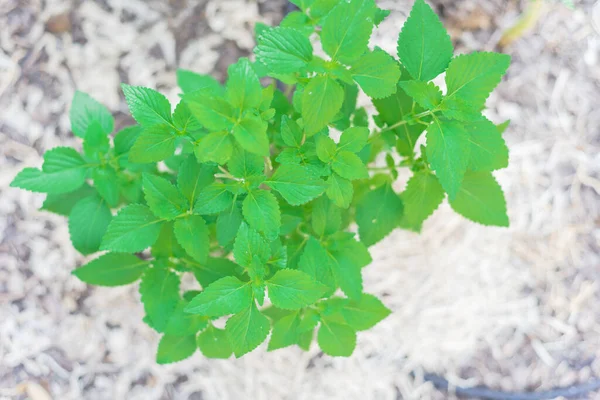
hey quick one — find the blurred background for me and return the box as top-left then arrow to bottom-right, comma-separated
1,0 -> 600,399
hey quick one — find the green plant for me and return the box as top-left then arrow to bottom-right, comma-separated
11,0 -> 511,362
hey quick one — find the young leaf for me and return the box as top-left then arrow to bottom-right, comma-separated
139,268 -> 180,332
143,174 -> 189,220
193,183 -> 234,215
226,302 -> 270,357
191,257 -> 242,288
445,52 -> 511,109
350,49 -> 400,99
267,269 -> 328,310
184,92 -> 234,131
255,27 -> 313,74
185,276 -> 252,317
465,118 -> 509,171
242,190 -> 281,240
320,0 -> 376,64
398,80 -> 443,110
266,164 -> 327,206
228,147 -> 264,178
326,173 -> 353,209
226,58 -> 262,111
340,294 -> 391,331
316,136 -> 337,163
69,195 -> 113,255
397,0 -> 453,81
449,171 -> 509,227
338,127 -> 369,153
129,125 -> 177,163
100,204 -> 163,253
356,183 -> 404,246
233,223 -> 271,267
197,326 -> 233,359
399,172 -> 445,232
302,75 -> 344,135
177,69 -> 223,95
121,84 -> 172,127
174,215 -> 210,263
156,335 -> 197,364
426,118 -> 470,199
70,91 -> 114,138
194,131 -> 234,165
232,114 -> 269,156
331,151 -> 368,181
177,156 -> 215,206
317,319 -> 356,357
72,253 -> 148,286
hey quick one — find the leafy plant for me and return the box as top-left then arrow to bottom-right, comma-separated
11,0 -> 511,362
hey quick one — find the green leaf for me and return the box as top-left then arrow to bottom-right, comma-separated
140,268 -> 180,332
399,172 -> 445,232
226,58 -> 263,111
194,131 -> 234,165
311,195 -> 341,237
177,69 -> 223,95
70,91 -> 114,138
465,118 -> 509,171
121,84 -> 172,127
268,312 -> 301,351
72,253 -> 147,286
233,222 -> 271,267
100,204 -> 163,253
82,121 -> 110,159
226,302 -> 270,357
174,215 -> 210,263
426,118 -> 470,199
185,276 -> 252,317
321,0 -> 376,64
325,173 -> 353,209
228,147 -> 264,178
327,237 -> 371,300
143,174 -> 189,220
156,334 -> 197,364
129,125 -> 176,163
396,0 -> 453,81
152,222 -> 185,259
193,183 -> 234,215
340,294 -> 391,331
298,237 -> 336,291
350,49 -> 400,99
216,206 -> 243,246
11,147 -> 88,194
191,257 -> 241,288
184,92 -> 234,131
280,116 -> 303,148
338,127 -> 369,153
197,326 -> 233,359
242,190 -> 281,240
172,101 -> 201,133
255,27 -> 313,74
332,151 -> 368,181
266,165 -> 327,206
445,52 -> 511,109
356,183 -> 404,246
92,168 -> 119,207
438,97 -> 482,121
302,75 -> 344,135
267,269 -> 327,310
316,136 -> 337,163
449,171 -> 509,227
317,319 -> 356,356
398,80 -> 443,110
69,196 -> 113,255
232,114 -> 269,156
164,299 -> 209,336
41,184 -> 96,216
177,156 -> 215,206
114,125 -> 143,155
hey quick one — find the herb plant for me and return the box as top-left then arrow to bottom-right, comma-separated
11,0 -> 511,362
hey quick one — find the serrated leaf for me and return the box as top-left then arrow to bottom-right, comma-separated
193,183 -> 234,215
267,269 -> 327,310
356,183 -> 404,246
397,0 -> 453,81
164,300 -> 209,336
317,319 -> 356,357
194,131 -> 234,165
449,171 -> 509,227
268,312 -> 301,351
156,334 -> 197,364
140,268 -> 180,333
122,84 -> 172,127
426,118 -> 470,199
142,173 -> 189,220
266,164 -> 327,206
232,114 -> 269,156
226,58 -> 263,111
226,302 -> 270,357
174,215 -> 210,263
445,52 -> 511,109
438,97 -> 482,121
129,125 -> 177,163
69,195 -> 113,255
172,101 -> 202,133
338,126 -> 369,153
190,257 -> 242,288
242,190 -> 281,240
350,49 -> 400,99
325,173 -> 353,209
255,27 -> 313,74
332,151 -> 368,181
233,222 -> 271,267
185,276 -> 252,317
41,184 -> 96,216
216,206 -> 243,246
114,125 -> 143,155
302,75 -> 344,135
184,92 -> 234,131
100,204 -> 163,252
340,294 -> 391,331
197,326 -> 233,359
298,237 -> 336,291
177,69 -> 223,95
316,136 -> 337,163
399,172 -> 445,232
177,156 -> 215,206
280,115 -> 303,148
465,118 -> 509,171
398,80 -> 443,110
70,91 -> 114,138
72,253 -> 147,286
321,0 -> 376,64
228,147 -> 264,178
